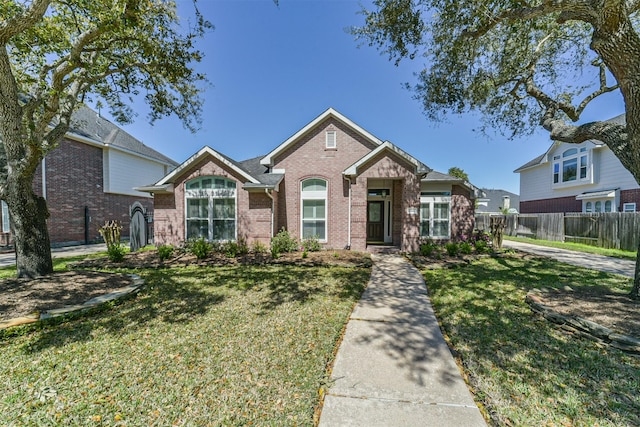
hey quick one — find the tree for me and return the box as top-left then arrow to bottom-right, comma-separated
0,0 -> 208,278
354,0 -> 640,298
447,166 -> 469,182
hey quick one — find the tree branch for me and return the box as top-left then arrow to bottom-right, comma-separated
0,0 -> 51,43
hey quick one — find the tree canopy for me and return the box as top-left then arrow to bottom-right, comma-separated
0,0 -> 209,277
447,166 -> 469,182
353,0 -> 640,297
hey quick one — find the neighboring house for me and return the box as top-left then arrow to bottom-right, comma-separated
515,114 -> 640,214
476,189 -> 520,215
0,105 -> 178,246
138,108 -> 481,252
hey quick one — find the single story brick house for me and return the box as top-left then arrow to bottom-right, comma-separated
138,108 -> 481,252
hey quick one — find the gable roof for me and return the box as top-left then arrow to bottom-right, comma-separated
343,141 -> 431,176
67,105 -> 178,167
514,113 -> 625,173
476,188 -> 520,213
153,146 -> 261,188
260,107 -> 384,167
422,170 -> 484,198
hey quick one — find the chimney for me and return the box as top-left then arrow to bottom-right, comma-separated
502,195 -> 510,211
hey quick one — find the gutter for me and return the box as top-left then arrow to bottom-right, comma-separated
264,188 -> 274,239
344,176 -> 352,249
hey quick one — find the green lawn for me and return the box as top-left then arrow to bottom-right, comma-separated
420,254 -> 640,426
0,263 -> 369,425
504,235 -> 637,261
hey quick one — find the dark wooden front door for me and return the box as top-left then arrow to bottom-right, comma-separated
367,201 -> 384,242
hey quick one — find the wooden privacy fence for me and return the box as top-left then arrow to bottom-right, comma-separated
475,212 -> 640,251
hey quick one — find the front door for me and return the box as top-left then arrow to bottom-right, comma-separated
367,201 -> 384,242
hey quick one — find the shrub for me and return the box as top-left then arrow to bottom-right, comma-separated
99,220 -> 126,262
157,244 -> 174,261
188,237 -> 211,259
271,228 -> 298,254
106,244 -> 127,262
474,239 -> 490,254
251,240 -> 268,254
420,240 -> 438,256
236,237 -> 249,256
302,235 -> 322,252
460,241 -> 473,255
301,250 -> 308,259
445,242 -> 459,257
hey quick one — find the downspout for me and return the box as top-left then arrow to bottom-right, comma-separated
264,188 -> 274,239
344,176 -> 352,249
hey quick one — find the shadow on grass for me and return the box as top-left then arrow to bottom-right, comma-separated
421,254 -> 640,425
15,264 -> 369,354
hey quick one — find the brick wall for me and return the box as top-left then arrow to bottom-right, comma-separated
272,117 -> 378,249
620,189 -> 640,210
451,185 -> 476,238
3,137 -> 155,246
520,195 -> 582,213
153,154 -> 272,247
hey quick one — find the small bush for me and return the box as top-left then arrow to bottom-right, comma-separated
107,244 -> 127,262
188,237 -> 211,259
301,250 -> 308,259
420,240 -> 438,256
460,241 -> 473,255
251,240 -> 268,254
302,235 -> 322,252
221,240 -> 244,258
157,244 -> 174,261
474,239 -> 490,254
445,242 -> 459,257
271,228 -> 298,254
236,237 -> 249,256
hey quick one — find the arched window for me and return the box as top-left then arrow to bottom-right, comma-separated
301,178 -> 327,241
595,201 -> 602,212
604,200 -> 612,212
585,202 -> 592,213
185,177 -> 236,241
552,146 -> 589,184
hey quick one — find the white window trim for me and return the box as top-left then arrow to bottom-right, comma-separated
623,203 -> 637,212
185,177 -> 237,241
325,130 -> 336,149
301,178 -> 328,242
552,146 -> 592,188
420,196 -> 451,239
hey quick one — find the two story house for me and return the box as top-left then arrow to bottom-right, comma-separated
139,108 -> 481,252
0,105 -> 178,246
515,114 -> 640,214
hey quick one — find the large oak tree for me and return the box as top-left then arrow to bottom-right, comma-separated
354,0 -> 640,297
0,0 -> 208,277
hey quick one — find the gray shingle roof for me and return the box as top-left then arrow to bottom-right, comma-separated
68,105 -> 178,166
476,188 -> 520,214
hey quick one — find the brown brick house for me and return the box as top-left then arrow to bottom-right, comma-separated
139,108 -> 481,252
0,105 -> 178,246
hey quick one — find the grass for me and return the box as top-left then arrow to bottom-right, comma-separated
420,254 -> 640,426
0,263 -> 369,425
504,235 -> 637,261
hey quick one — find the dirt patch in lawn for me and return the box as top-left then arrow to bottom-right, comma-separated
409,251 -> 640,339
0,249 -> 371,322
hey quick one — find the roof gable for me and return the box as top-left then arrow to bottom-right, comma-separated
155,146 -> 260,186
260,107 -> 384,167
343,141 -> 431,176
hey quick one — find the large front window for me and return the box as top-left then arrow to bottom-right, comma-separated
553,147 -> 589,185
420,196 -> 450,239
301,178 -> 327,241
185,177 -> 236,241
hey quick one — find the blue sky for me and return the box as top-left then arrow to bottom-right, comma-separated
108,0 -> 625,195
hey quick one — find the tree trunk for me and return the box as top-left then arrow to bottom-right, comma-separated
631,240 -> 640,299
7,185 -> 53,278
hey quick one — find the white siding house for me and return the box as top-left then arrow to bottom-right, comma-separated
515,115 -> 640,213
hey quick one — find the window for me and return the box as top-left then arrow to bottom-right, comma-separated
605,200 -> 612,212
185,177 -> 236,241
325,131 -> 336,149
595,201 -> 602,212
301,178 -> 327,240
585,201 -> 592,213
553,147 -> 589,185
420,197 -> 450,239
1,201 -> 9,233
624,203 -> 637,212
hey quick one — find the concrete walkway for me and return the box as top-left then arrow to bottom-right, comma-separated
502,240 -> 635,278
0,243 -> 107,268
319,254 -> 486,427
